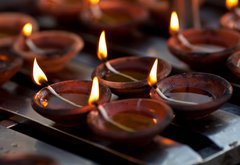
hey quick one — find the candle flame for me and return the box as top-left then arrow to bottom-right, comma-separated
226,0 -> 238,10
97,31 -> 108,61
89,0 -> 100,5
88,76 -> 100,105
22,23 -> 32,37
170,11 -> 180,35
147,59 -> 158,87
33,58 -> 48,86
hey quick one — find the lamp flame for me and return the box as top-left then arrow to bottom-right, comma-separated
147,59 -> 158,87
97,31 -> 108,61
89,0 -> 100,5
22,23 -> 32,37
226,0 -> 238,10
33,58 -> 48,86
170,11 -> 180,35
88,77 -> 100,105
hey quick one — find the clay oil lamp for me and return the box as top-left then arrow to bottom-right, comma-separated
0,51 -> 23,85
32,59 -> 111,126
93,31 -> 171,97
220,0 -> 240,31
227,51 -> 240,78
167,11 -> 240,70
149,71 -> 233,120
13,23 -> 84,73
80,0 -> 149,35
87,78 -> 173,145
38,0 -> 84,22
0,13 -> 38,48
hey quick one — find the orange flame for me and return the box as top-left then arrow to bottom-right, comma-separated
226,0 -> 238,10
22,23 -> 32,37
89,0 -> 100,5
169,11 -> 180,35
33,58 -> 48,86
97,31 -> 107,61
88,76 -> 100,105
147,59 -> 158,87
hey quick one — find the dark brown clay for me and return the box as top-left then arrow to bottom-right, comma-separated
38,0 -> 84,21
32,80 -> 111,126
93,56 -> 171,98
0,51 -> 23,85
87,99 -> 173,145
227,51 -> 240,78
150,72 -> 232,120
167,29 -> 240,70
13,31 -> 84,73
220,11 -> 240,32
0,153 -> 58,165
0,12 -> 38,48
80,0 -> 149,35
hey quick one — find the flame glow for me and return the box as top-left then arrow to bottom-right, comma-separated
33,58 -> 48,86
88,77 -> 100,105
97,31 -> 108,61
226,0 -> 238,10
170,11 -> 180,35
147,59 -> 158,87
89,0 -> 99,5
22,23 -> 32,37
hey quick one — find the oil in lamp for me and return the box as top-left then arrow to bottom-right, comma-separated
32,58 -> 111,126
13,23 -> 84,73
168,11 -> 240,70
93,31 -> 171,97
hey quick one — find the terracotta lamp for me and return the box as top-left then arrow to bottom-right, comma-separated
0,12 -> 38,48
13,24 -> 84,73
168,11 -> 240,70
150,72 -> 232,120
80,0 -> 149,35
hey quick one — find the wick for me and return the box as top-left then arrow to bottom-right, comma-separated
177,34 -> 218,53
90,4 -> 102,19
154,86 -> 198,105
26,38 -> 46,55
97,104 -> 135,132
46,86 -> 82,108
105,61 -> 138,82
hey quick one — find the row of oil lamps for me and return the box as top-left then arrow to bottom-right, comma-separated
0,0 -> 240,145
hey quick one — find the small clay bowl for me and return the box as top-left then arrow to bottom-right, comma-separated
32,80 -> 111,126
0,153 -> 58,165
13,31 -> 84,73
80,0 -> 149,35
93,56 -> 172,98
0,12 -> 38,48
167,29 -> 240,70
0,51 -> 23,85
220,11 -> 240,32
38,0 -> 83,21
227,51 -> 240,78
87,99 -> 173,146
150,72 -> 232,120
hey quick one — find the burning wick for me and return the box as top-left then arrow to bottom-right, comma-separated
170,11 -> 216,53
33,58 -> 82,108
148,59 -> 197,105
226,0 -> 240,16
89,0 -> 103,19
98,31 -> 138,82
89,77 -> 135,132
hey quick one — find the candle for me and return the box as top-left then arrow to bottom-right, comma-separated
89,0 -> 102,19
